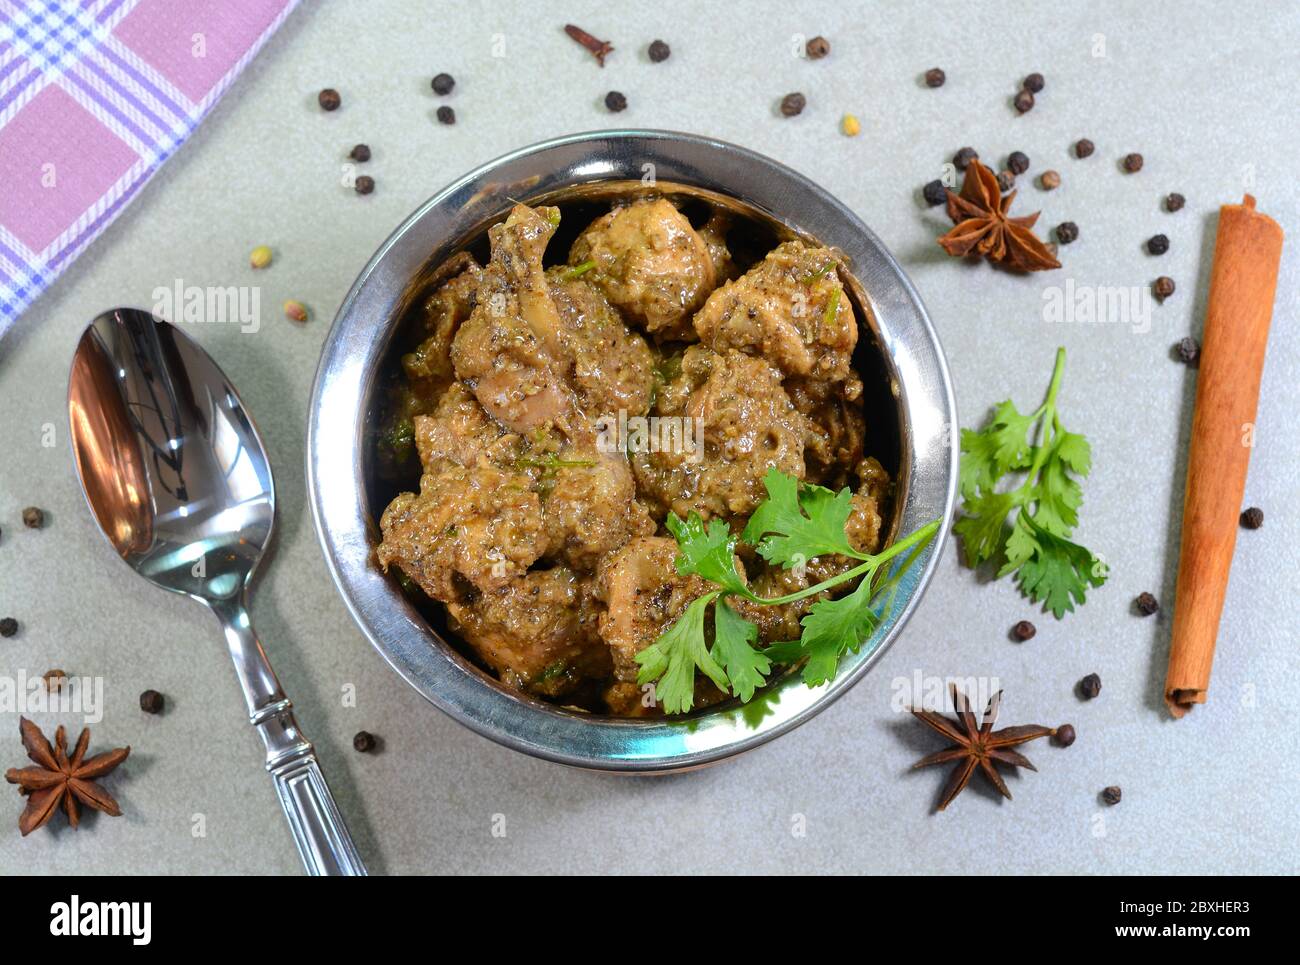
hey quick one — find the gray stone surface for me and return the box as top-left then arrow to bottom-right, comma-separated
1,0 -> 1296,875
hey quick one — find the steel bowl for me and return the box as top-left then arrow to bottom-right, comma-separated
308,130 -> 957,773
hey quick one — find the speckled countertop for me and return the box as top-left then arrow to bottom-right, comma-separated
1,0 -> 1297,875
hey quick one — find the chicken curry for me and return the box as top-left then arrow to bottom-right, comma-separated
374,192 -> 892,716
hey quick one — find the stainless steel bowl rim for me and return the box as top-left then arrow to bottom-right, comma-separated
307,129 -> 958,772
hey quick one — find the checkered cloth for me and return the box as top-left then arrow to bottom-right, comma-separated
0,0 -> 298,334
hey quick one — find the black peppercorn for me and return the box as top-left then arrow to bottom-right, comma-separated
924,67 -> 946,88
1147,233 -> 1170,255
436,105 -> 456,125
354,175 -> 375,195
780,92 -> 806,117
22,507 -> 44,529
0,617 -> 17,638
1240,506 -> 1264,529
353,730 -> 377,753
648,39 -> 671,62
1123,152 -> 1144,173
1079,673 -> 1102,700
1166,192 -> 1185,212
953,146 -> 978,170
431,72 -> 455,95
1102,786 -> 1122,806
1023,72 -> 1045,93
1176,336 -> 1201,366
805,36 -> 830,60
1135,591 -> 1159,616
1054,723 -> 1076,747
139,689 -> 165,714
1007,150 -> 1030,175
1056,221 -> 1079,244
1013,88 -> 1035,113
996,170 -> 1015,192
1012,620 -> 1037,641
1075,138 -> 1095,158
1154,276 -> 1176,300
922,179 -> 948,206
604,90 -> 627,112
317,88 -> 340,111
349,143 -> 370,162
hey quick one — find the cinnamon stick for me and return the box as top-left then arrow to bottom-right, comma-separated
1164,195 -> 1283,717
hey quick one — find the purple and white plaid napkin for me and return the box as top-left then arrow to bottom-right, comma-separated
0,0 -> 299,335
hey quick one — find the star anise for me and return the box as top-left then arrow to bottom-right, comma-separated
910,686 -> 1055,811
937,159 -> 1061,272
4,717 -> 130,835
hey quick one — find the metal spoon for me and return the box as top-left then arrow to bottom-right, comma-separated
68,308 -> 366,876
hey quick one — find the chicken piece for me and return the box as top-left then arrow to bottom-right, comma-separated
786,375 -> 867,488
447,567 -> 611,699
546,269 -> 656,418
596,537 -> 716,683
533,445 -> 656,572
377,464 -> 544,602
568,198 -> 715,341
693,240 -> 857,381
696,211 -> 740,284
412,381 -> 517,472
401,253 -> 482,385
631,347 -> 816,521
451,204 -> 585,434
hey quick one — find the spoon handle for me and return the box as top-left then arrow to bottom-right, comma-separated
215,597 -> 368,876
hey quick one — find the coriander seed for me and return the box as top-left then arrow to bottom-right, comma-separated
1040,169 -> 1061,190
805,36 -> 830,60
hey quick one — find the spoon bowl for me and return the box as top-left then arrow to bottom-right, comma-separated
69,308 -> 365,875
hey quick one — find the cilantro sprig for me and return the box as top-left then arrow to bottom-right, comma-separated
635,469 -> 940,713
954,347 -> 1106,618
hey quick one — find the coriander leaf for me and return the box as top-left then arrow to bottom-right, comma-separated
1004,513 -> 1104,618
953,490 -> 1021,567
1053,429 -> 1091,476
797,576 -> 879,687
634,590 -> 728,714
742,467 -> 858,566
958,400 -> 1036,500
1031,434 -> 1084,536
711,599 -> 770,702
760,639 -> 806,664
666,512 -> 748,596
